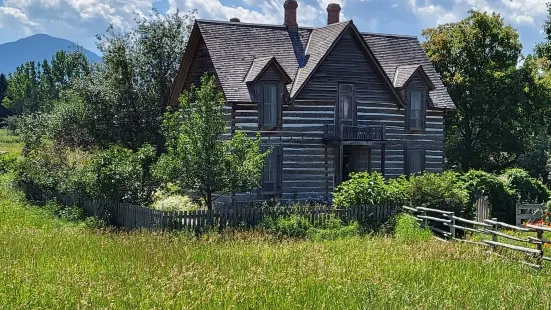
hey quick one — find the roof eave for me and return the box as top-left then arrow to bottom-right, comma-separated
169,22 -> 202,106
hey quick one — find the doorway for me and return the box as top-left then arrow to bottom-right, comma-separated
342,147 -> 354,182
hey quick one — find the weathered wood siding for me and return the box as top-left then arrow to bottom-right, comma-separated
185,28 -> 445,202
183,37 -> 221,91
291,29 -> 444,194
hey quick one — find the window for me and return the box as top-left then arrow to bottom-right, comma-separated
408,89 -> 424,130
406,147 -> 424,175
339,84 -> 355,121
261,83 -> 278,127
262,146 -> 282,195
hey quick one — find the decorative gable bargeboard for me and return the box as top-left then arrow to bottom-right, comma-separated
171,0 -> 455,202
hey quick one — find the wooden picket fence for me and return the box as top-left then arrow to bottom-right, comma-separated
22,184 -> 400,231
404,205 -> 551,270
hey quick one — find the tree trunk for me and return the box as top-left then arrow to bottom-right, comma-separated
206,192 -> 214,228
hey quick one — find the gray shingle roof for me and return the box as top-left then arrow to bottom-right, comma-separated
393,65 -> 420,88
244,57 -> 274,83
290,21 -> 350,98
191,19 -> 455,109
362,32 -> 455,109
197,20 -> 311,102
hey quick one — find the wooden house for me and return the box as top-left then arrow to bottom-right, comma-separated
170,0 -> 455,202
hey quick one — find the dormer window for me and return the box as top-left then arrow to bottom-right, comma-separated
261,83 -> 279,127
408,89 -> 424,131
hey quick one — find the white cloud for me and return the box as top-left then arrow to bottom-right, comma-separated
0,0 -> 154,51
169,0 -> 326,26
409,0 -> 548,27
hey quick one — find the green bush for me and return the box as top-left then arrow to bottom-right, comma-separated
408,172 -> 470,217
260,214 -> 312,238
333,172 -> 409,207
259,214 -> 361,240
460,170 -> 517,223
501,168 -> 550,203
394,213 -> 432,243
307,220 -> 360,241
76,144 -> 158,205
0,152 -> 18,174
152,195 -> 199,212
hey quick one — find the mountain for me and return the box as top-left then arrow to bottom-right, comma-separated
0,34 -> 101,75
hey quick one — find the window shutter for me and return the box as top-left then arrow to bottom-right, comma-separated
405,89 -> 410,130
404,144 -> 409,175
421,147 -> 426,172
277,83 -> 283,127
258,83 -> 264,128
421,90 -> 427,130
277,146 -> 283,195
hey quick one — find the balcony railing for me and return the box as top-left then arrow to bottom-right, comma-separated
323,124 -> 385,141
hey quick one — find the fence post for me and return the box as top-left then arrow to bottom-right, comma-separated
537,229 -> 544,268
449,212 -> 456,239
422,209 -> 428,228
491,217 -> 498,252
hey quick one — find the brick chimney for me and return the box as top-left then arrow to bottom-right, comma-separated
284,0 -> 298,29
327,3 -> 341,25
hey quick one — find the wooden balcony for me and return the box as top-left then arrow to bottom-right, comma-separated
323,124 -> 386,142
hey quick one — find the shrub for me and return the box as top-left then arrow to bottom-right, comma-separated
307,220 -> 360,241
333,172 -> 409,207
394,213 -> 432,243
0,152 -> 18,174
501,168 -> 550,203
77,144 -> 158,205
260,214 -> 312,238
460,170 -> 516,223
408,172 -> 470,217
152,195 -> 199,212
260,213 -> 361,240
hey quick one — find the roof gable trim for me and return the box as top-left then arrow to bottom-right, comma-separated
394,65 -> 436,90
244,56 -> 293,84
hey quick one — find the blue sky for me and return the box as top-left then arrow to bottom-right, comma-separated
0,0 -> 548,56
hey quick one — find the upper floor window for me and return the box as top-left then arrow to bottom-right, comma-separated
339,84 -> 355,121
260,83 -> 279,127
408,89 -> 424,131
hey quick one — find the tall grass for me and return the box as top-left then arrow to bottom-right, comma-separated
2,182 -> 551,309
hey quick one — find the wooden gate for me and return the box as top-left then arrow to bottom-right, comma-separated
475,195 -> 490,223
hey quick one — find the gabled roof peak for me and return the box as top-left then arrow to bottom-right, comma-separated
244,56 -> 292,84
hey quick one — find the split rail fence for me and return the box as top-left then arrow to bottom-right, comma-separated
23,184 -> 400,231
404,205 -> 551,270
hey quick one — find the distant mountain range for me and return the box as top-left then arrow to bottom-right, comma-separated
0,34 -> 101,75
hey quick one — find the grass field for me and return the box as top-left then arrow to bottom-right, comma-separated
2,181 -> 551,309
0,129 -> 22,153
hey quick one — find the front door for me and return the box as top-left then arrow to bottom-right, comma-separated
342,147 -> 354,182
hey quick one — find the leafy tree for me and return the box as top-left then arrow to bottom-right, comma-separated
76,9 -> 195,150
422,10 -> 548,172
3,51 -> 90,115
0,73 -> 7,103
155,75 -> 269,211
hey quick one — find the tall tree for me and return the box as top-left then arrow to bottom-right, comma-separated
0,74 -> 7,103
3,50 -> 90,115
422,10 -> 547,172
155,75 -> 269,211
76,9 -> 195,150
